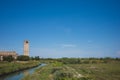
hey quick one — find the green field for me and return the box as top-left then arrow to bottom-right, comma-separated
0,58 -> 120,80
0,61 -> 40,76
22,60 -> 120,80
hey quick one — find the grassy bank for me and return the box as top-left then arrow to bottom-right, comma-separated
68,63 -> 120,80
22,61 -> 120,80
0,61 -> 40,76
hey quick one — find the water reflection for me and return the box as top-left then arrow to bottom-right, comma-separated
0,64 -> 46,80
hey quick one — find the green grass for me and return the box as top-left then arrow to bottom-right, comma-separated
68,62 -> 120,80
0,61 -> 40,76
22,61 -> 120,80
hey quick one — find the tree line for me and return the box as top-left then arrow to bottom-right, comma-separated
39,57 -> 120,64
2,55 -> 40,62
2,56 -> 120,63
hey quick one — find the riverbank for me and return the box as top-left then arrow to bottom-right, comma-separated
0,61 -> 40,76
22,61 -> 120,80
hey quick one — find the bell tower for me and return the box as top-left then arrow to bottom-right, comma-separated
24,40 -> 29,56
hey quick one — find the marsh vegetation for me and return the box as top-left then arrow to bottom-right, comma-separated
22,58 -> 120,80
0,61 -> 40,76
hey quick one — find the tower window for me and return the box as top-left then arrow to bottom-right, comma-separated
26,41 -> 28,43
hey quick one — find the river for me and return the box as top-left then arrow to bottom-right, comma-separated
0,64 -> 46,80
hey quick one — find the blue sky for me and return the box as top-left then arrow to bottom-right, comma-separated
0,0 -> 120,58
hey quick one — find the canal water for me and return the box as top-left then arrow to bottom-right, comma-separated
0,64 -> 46,80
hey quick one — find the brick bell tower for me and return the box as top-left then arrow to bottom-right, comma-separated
24,40 -> 29,56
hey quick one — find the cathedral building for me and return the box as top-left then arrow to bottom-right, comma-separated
0,40 -> 29,61
0,51 -> 18,61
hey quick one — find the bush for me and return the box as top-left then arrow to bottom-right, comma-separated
17,55 -> 29,61
54,71 -> 74,80
3,55 -> 14,62
83,60 -> 90,64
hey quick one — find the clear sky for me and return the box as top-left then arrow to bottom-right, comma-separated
0,0 -> 120,58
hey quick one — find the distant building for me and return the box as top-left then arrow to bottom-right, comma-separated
0,40 -> 30,61
24,40 -> 29,56
0,51 -> 18,61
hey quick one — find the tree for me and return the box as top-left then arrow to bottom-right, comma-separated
35,56 -> 40,60
3,55 -> 14,62
30,56 -> 34,60
17,55 -> 30,61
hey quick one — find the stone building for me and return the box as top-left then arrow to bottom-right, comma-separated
24,40 -> 29,56
0,40 -> 29,61
0,51 -> 18,61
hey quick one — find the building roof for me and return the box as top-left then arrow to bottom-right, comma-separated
0,51 -> 18,56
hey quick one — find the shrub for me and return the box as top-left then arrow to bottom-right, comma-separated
17,55 -> 29,61
3,55 -> 14,62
